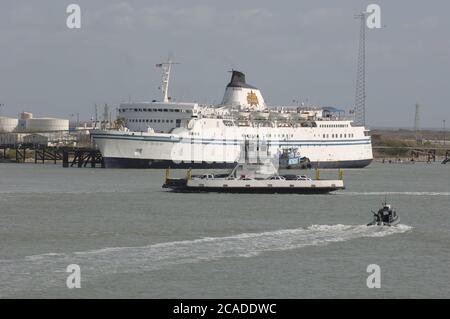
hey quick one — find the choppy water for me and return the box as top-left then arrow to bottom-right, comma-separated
0,162 -> 449,298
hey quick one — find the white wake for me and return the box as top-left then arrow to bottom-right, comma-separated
335,191 -> 450,196
0,224 -> 412,297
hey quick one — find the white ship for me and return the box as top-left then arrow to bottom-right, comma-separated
91,63 -> 373,168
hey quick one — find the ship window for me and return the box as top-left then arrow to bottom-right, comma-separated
148,109 -> 152,112
134,108 -> 138,112
157,120 -> 161,123
344,134 -> 347,138
157,109 -> 162,112
170,120 -> 174,123
169,109 -> 174,112
340,134 -> 342,138
175,109 -> 180,112
164,109 -> 168,112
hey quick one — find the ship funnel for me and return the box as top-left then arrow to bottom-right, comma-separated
227,70 -> 254,89
221,70 -> 266,110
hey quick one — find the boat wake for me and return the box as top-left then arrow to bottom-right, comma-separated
0,224 -> 412,297
335,191 -> 450,196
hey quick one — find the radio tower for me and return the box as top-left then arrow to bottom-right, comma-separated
354,12 -> 367,126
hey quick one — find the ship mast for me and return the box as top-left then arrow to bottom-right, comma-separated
157,59 -> 179,103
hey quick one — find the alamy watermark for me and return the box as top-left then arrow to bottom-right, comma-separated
66,4 -> 81,29
66,264 -> 81,289
366,264 -> 381,288
366,4 -> 382,29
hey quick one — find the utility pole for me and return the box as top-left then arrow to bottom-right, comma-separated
414,103 -> 421,144
354,12 -> 367,126
94,104 -> 98,129
103,104 -> 109,130
444,119 -> 446,146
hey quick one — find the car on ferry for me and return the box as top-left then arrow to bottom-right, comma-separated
268,176 -> 286,181
296,175 -> 312,181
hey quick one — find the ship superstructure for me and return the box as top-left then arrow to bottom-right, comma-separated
92,65 -> 373,168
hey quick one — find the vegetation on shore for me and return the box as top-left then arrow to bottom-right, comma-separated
371,129 -> 448,159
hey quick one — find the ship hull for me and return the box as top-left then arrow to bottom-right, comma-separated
164,186 -> 341,194
103,157 -> 372,169
92,125 -> 373,169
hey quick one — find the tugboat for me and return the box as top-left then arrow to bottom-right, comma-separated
278,148 -> 312,169
367,201 -> 400,226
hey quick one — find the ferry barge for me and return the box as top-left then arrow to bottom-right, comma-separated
162,162 -> 345,194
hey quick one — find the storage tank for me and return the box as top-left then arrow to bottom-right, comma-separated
0,117 -> 19,132
25,118 -> 69,132
19,112 -> 33,120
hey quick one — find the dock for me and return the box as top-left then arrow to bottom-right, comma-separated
0,144 -> 104,168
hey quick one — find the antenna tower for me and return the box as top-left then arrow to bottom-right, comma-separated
354,12 -> 367,126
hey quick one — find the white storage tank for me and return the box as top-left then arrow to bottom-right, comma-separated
0,117 -> 19,132
19,112 -> 33,120
25,118 -> 69,132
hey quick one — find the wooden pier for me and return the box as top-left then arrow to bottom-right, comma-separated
443,150 -> 450,164
0,144 -> 104,168
64,148 -> 104,168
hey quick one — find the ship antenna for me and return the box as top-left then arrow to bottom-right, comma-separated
157,59 -> 179,103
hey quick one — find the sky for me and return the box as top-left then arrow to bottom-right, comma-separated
0,0 -> 449,128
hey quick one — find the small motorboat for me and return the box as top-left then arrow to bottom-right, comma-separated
367,202 -> 400,226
